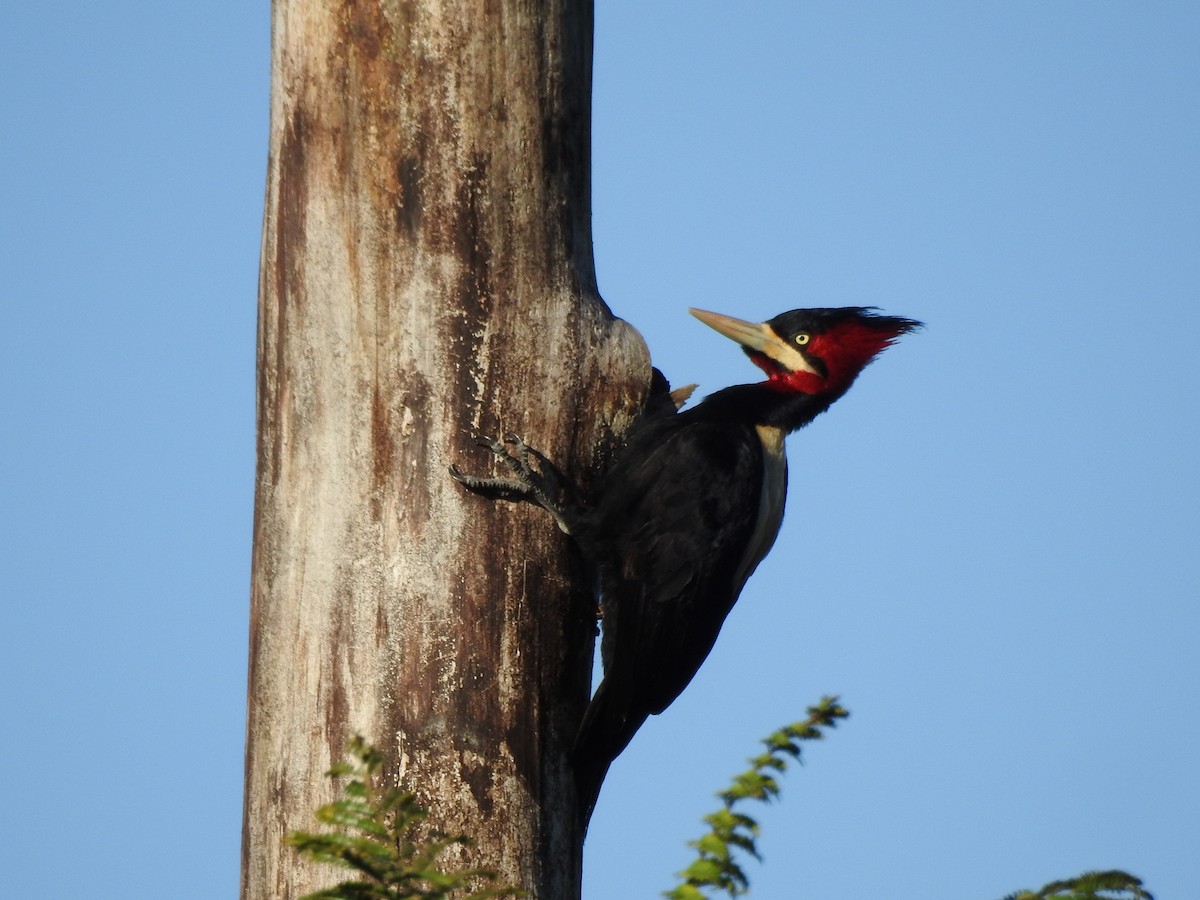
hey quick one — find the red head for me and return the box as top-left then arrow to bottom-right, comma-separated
689,306 -> 922,397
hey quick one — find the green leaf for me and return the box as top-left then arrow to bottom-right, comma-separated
291,735 -> 524,900
664,697 -> 847,899
1000,869 -> 1153,900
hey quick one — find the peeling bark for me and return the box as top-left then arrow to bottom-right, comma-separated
241,2 -> 649,897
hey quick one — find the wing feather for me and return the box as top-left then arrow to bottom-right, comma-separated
592,418 -> 764,714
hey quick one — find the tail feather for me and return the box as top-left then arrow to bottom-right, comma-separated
572,679 -> 649,830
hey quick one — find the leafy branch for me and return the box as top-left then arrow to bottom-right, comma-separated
287,735 -> 522,900
292,718 -> 1153,900
664,695 -> 849,899
662,697 -> 1153,900
1001,870 -> 1153,900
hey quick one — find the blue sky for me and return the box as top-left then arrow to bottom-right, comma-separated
2,3 -> 1197,898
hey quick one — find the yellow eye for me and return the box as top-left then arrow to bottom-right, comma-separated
794,332 -> 811,346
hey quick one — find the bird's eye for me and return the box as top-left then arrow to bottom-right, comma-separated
794,333 -> 811,346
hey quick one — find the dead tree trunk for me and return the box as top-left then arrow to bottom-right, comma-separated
241,1 -> 649,897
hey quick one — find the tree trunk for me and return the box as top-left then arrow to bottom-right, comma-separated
241,1 -> 649,897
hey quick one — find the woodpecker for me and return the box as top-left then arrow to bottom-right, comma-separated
451,306 -> 920,824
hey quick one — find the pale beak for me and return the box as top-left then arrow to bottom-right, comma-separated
688,308 -> 772,352
689,307 -> 820,377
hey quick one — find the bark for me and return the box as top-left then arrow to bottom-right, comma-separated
241,1 -> 649,897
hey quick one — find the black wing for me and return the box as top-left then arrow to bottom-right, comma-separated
599,418 -> 765,711
574,415 -> 767,819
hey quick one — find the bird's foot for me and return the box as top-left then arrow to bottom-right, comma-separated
450,433 -> 581,535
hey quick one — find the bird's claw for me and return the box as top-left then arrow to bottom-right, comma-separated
450,432 -> 579,534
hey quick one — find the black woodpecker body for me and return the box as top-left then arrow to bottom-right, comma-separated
451,306 -> 921,826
